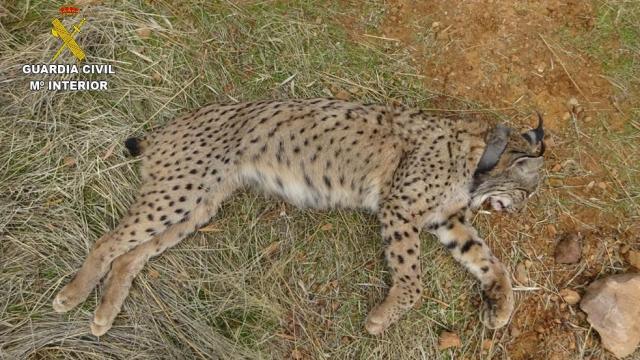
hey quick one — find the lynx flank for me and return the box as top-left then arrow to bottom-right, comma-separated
53,98 -> 545,336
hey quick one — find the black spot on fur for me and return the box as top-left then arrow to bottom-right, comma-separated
461,239 -> 480,253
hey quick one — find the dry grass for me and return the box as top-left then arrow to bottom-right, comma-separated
1,0 -> 639,359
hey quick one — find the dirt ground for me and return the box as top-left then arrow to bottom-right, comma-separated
344,0 -> 639,358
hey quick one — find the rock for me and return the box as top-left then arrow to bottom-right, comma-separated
580,273 -> 640,358
559,288 -> 581,305
628,250 -> 640,269
620,244 -> 630,254
63,156 -> 76,168
481,339 -> 493,350
320,223 -> 333,231
136,27 -> 152,39
510,325 -> 521,338
334,90 -> 351,101
555,233 -> 582,264
438,331 -> 461,350
548,178 -> 563,187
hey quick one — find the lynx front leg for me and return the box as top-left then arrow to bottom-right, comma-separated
365,206 -> 422,335
432,211 -> 514,329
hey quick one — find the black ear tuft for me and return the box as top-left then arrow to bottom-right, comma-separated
475,124 -> 510,175
124,137 -> 142,157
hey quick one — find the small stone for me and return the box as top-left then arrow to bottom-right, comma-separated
551,163 -> 563,172
63,156 -> 76,168
559,288 -> 581,305
510,325 -> 521,338
620,244 -> 630,254
262,241 -> 280,258
580,273 -> 640,358
334,90 -> 351,100
535,325 -> 545,333
481,339 -> 493,350
562,112 -> 572,121
136,27 -> 152,39
628,250 -> 640,269
438,331 -> 461,350
554,233 -> 582,264
320,223 -> 333,231
548,178 -> 563,187
597,182 -> 608,190
547,224 -> 558,237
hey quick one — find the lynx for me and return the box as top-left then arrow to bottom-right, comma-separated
53,98 -> 545,336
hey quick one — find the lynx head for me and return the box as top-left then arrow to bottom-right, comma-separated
470,113 -> 545,212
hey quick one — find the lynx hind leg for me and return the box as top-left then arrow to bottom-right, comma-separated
433,211 -> 514,329
52,179 -> 217,313
90,185 -> 233,336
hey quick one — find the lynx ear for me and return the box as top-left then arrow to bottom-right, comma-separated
522,112 -> 545,156
475,124 -> 510,174
512,156 -> 544,175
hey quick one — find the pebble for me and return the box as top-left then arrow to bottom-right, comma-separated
438,331 -> 461,350
628,250 -> 640,269
559,288 -> 581,305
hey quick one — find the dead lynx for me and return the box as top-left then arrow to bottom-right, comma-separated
53,98 -> 545,336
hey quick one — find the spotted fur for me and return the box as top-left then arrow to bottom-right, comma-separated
52,98 -> 544,336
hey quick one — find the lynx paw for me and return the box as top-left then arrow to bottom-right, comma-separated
52,285 -> 85,313
90,320 -> 112,337
365,305 -> 391,335
480,275 -> 514,329
365,300 -> 406,335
